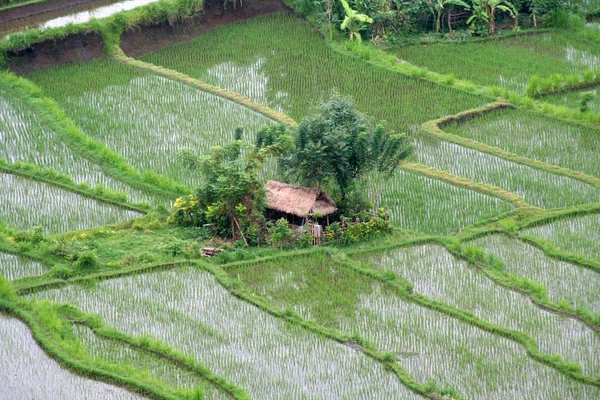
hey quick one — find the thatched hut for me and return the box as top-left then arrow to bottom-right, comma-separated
265,180 -> 337,225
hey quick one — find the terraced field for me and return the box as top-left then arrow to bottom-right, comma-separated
542,86 -> 600,113
1,2 -> 600,399
391,31 -> 600,93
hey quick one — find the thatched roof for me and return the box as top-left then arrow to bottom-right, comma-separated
265,180 -> 337,218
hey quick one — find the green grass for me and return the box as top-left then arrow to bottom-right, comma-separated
0,251 -> 47,280
0,84 -> 158,204
542,86 -> 600,113
0,313 -> 145,399
471,234 -> 600,316
523,213 -> 600,262
442,108 -> 600,178
392,31 -> 600,93
364,244 -> 600,375
0,173 -> 141,234
26,57 -> 273,187
414,135 -> 600,208
361,170 -> 513,234
30,266 -> 412,399
225,254 -> 599,399
139,13 -> 487,134
73,324 -> 228,399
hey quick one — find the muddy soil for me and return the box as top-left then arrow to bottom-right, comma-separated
7,0 -> 291,74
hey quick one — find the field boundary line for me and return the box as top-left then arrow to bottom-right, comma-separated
87,327 -> 246,399
14,260 -> 196,295
111,47 -> 298,128
517,234 -> 600,276
201,261 -> 462,400
0,72 -> 188,199
516,203 -> 600,229
0,299 -> 181,400
335,250 -> 600,388
399,162 -> 530,209
0,160 -> 149,214
442,238 -> 600,333
422,102 -> 600,189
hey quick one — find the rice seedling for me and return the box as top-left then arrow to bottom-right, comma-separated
26,58 -> 273,187
0,87 -> 158,204
0,313 -> 145,399
471,234 -> 600,316
0,173 -> 141,234
392,32 -> 600,93
442,108 -> 600,178
31,267 -> 414,399
0,251 -> 47,280
73,325 -> 228,399
523,214 -> 600,262
360,169 -> 512,234
542,86 -> 600,114
139,13 -> 487,134
414,136 -> 600,208
226,255 -> 600,399
365,244 -> 600,375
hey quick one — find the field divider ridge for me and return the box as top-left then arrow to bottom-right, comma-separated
441,238 -> 600,332
517,234 -> 600,276
319,32 -> 600,128
200,261 -> 465,400
422,102 -> 600,189
111,47 -> 298,128
0,297 -> 183,400
0,72 -> 189,199
331,249 -> 600,388
0,159 -> 149,213
399,162 -> 530,209
65,306 -> 249,399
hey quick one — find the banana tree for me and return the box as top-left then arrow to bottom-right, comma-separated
486,0 -> 516,34
340,0 -> 374,42
430,0 -> 470,33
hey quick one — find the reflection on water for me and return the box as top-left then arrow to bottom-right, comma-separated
1,0 -> 159,37
40,0 -> 160,29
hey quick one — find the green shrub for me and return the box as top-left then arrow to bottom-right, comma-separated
76,251 -> 99,271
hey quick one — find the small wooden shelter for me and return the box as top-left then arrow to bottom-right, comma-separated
264,180 -> 337,225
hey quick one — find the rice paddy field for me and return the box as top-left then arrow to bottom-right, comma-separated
392,31 -> 600,93
73,325 -> 229,399
26,58 -> 273,187
471,234 -> 600,315
0,314 -> 146,400
363,245 -> 600,375
362,170 -> 513,234
542,85 -> 600,113
0,173 -> 141,233
523,213 -> 600,261
139,13 -> 487,134
225,255 -> 600,399
2,3 -> 600,399
31,267 -> 417,399
0,251 -> 47,280
414,136 -> 600,208
442,108 -> 600,178
0,81 -> 162,205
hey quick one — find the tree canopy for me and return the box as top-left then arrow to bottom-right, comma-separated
258,92 -> 413,199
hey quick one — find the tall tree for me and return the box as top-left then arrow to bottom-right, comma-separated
259,93 -> 412,199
